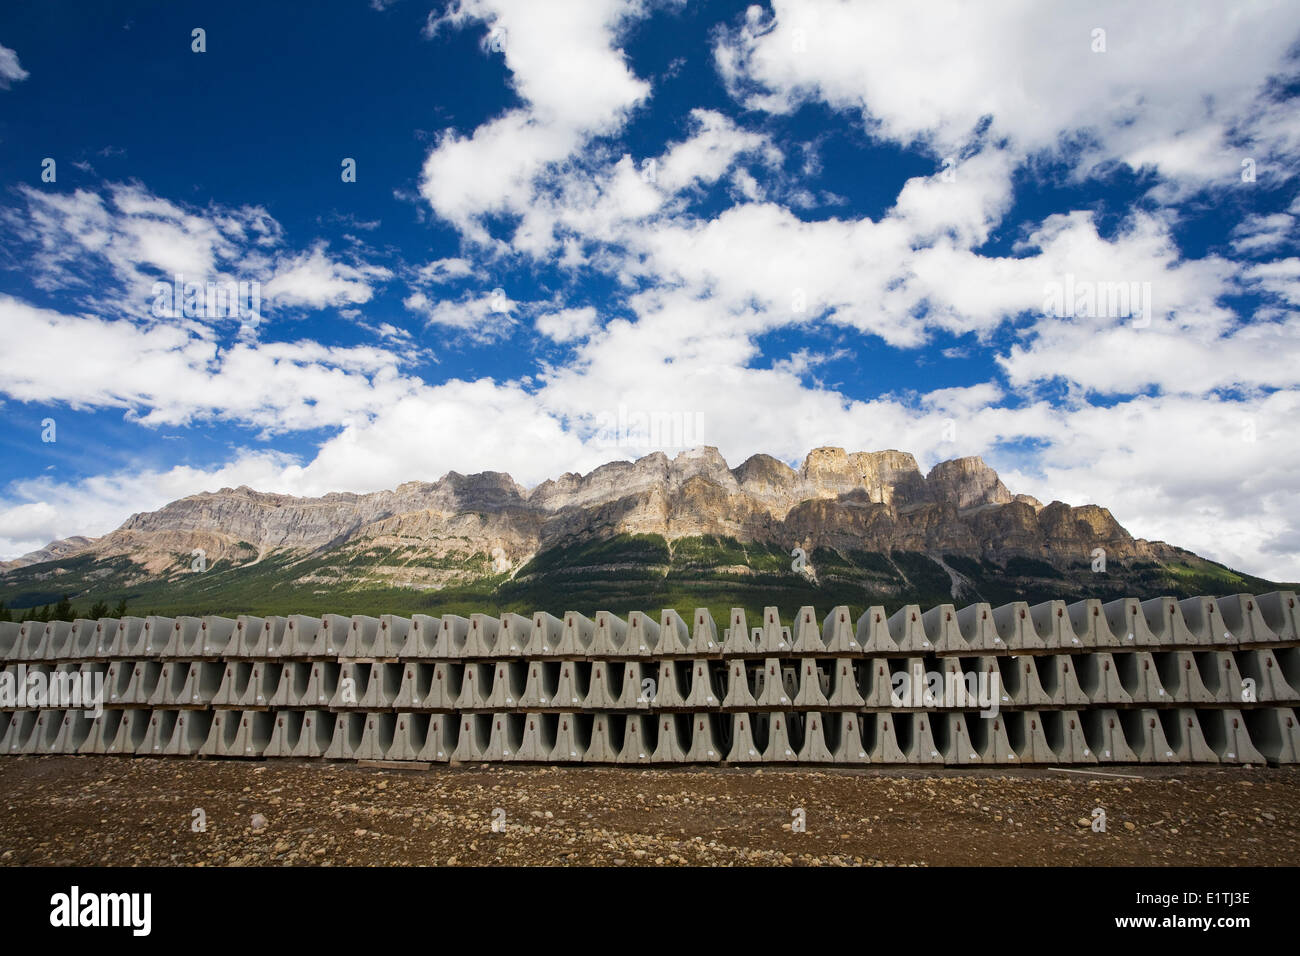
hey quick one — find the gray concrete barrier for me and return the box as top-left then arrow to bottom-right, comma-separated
557,612 -> 593,656
1082,709 -> 1138,762
553,662 -> 586,708
792,607 -> 824,654
1217,595 -> 1276,646
590,611 -> 627,656
858,607 -> 899,654
1257,591 -> 1298,643
1030,600 -> 1090,650
525,612 -> 562,657
1243,707 -> 1300,764
1103,599 -> 1161,650
550,714 -> 586,761
723,608 -> 754,655
292,711 -> 335,758
1201,708 -> 1266,764
992,602 -> 1045,653
955,604 -> 1006,653
619,715 -> 656,764
417,714 -> 455,762
822,606 -> 861,653
8,596 -> 1298,769
583,713 -> 619,763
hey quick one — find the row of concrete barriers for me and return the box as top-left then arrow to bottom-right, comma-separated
5,705 -> 1297,764
7,647 -> 1297,711
3,592 -> 1297,662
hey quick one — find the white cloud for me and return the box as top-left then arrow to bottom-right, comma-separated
714,0 -> 1300,191
403,290 -> 516,339
415,257 -> 479,283
1232,213 -> 1296,255
535,306 -> 598,342
263,243 -> 392,309
420,0 -> 653,243
0,42 -> 28,88
1243,258 -> 1300,306
1000,390 -> 1300,581
0,295 -> 416,433
0,451 -> 300,559
8,183 -> 391,322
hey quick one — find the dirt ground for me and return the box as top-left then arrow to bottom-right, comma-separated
0,756 -> 1296,866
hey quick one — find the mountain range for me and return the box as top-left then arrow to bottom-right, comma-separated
0,447 -> 1285,621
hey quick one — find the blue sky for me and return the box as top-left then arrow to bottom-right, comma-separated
1,0 -> 1299,579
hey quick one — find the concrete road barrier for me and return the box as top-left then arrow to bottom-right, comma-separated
8,595 -> 1294,768
161,709 -> 211,756
550,714 -> 586,762
583,713 -> 620,763
723,609 -> 754,655
1237,648 -> 1299,702
992,602 -> 1045,653
1103,599 -> 1162,650
1010,712 -> 1055,764
1257,592 -> 1298,643
400,615 -> 442,658
1201,708 -> 1266,764
552,662 -> 587,708
1217,595 -> 1276,646
797,713 -> 834,763
822,606 -> 861,653
1030,600 -> 1090,650
556,612 -> 594,657
1122,710 -> 1179,763
858,607 -> 899,654
590,611 -> 627,657
792,607 -> 824,654
1044,710 -> 1097,763
619,715 -> 656,764
1082,709 -> 1138,762
1243,707 -> 1300,764
291,711 -> 335,758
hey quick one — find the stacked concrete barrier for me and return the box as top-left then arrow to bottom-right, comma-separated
1,593 -> 1298,766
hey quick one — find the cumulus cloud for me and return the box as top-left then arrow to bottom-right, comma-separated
0,451 -> 300,558
419,0 -> 653,244
535,306 -> 598,342
0,295 -> 416,433
0,43 -> 28,89
263,243 -> 392,309
403,289 -> 517,339
6,183 -> 392,323
714,0 -> 1300,191
1231,212 -> 1296,255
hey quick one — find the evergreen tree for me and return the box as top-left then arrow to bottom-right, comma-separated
113,598 -> 128,618
36,604 -> 51,623
0,601 -> 9,623
53,595 -> 74,622
88,599 -> 109,620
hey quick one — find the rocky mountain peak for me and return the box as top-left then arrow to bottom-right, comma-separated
924,456 -> 1013,511
4,447 -> 1184,588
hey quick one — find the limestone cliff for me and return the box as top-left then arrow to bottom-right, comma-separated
16,447 -> 1176,580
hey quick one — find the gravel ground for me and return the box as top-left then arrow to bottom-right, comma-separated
0,756 -> 1296,866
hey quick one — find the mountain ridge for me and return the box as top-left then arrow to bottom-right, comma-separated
0,446 -> 1279,619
